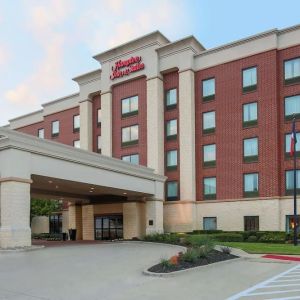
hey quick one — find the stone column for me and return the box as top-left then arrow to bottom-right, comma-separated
123,201 -> 145,239
145,198 -> 164,235
82,204 -> 94,240
179,69 -> 196,201
146,77 -> 164,175
79,99 -> 93,151
68,204 -> 82,240
101,91 -> 113,157
0,178 -> 32,248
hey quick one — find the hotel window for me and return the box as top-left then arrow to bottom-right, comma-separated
284,58 -> 300,85
97,136 -> 102,153
97,109 -> 102,126
242,67 -> 257,93
202,78 -> 215,101
243,137 -> 258,163
243,102 -> 257,127
285,95 -> 300,121
166,181 -> 178,201
203,144 -> 216,167
73,140 -> 80,148
203,111 -> 215,134
203,217 -> 217,231
166,119 -> 177,140
244,216 -> 259,231
51,120 -> 60,137
37,128 -> 44,139
285,132 -> 300,157
166,149 -> 178,171
122,125 -> 138,146
122,154 -> 139,165
203,177 -> 216,200
286,215 -> 300,233
122,95 -> 138,117
166,88 -> 177,110
73,115 -> 80,133
285,170 -> 300,195
244,173 -> 258,197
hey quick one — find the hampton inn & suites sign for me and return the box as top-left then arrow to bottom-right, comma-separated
110,56 -> 145,80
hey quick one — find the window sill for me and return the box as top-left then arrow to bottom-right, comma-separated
243,191 -> 259,198
242,85 -> 257,93
204,194 -> 216,200
202,95 -> 215,102
285,76 -> 300,86
73,128 -> 80,133
243,120 -> 258,128
121,140 -> 138,147
166,104 -> 177,111
285,189 -> 300,196
243,156 -> 258,163
203,128 -> 215,135
122,111 -> 138,118
203,161 -> 216,168
166,165 -> 177,171
166,196 -> 179,201
285,114 -> 300,122
51,133 -> 59,138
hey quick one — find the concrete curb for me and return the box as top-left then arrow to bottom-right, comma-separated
143,257 -> 242,277
0,245 -> 45,253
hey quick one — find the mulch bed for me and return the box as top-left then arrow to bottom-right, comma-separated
148,250 -> 238,273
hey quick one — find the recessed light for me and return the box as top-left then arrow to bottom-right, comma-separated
89,190 -> 94,193
48,181 -> 53,184
123,192 -> 127,195
90,187 -> 95,190
55,185 -> 59,189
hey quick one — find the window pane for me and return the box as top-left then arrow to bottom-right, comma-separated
167,119 -> 177,136
285,133 -> 300,153
244,173 -> 258,192
286,170 -> 300,190
167,150 -> 177,167
204,177 -> 216,195
203,78 -> 215,97
243,103 -> 257,122
244,138 -> 258,157
74,140 -> 80,148
167,181 -> 178,198
97,136 -> 102,149
122,127 -> 130,142
203,217 -> 217,230
203,111 -> 215,130
285,58 -> 300,80
122,156 -> 131,162
52,121 -> 59,134
285,95 -> 300,116
130,96 -> 138,112
203,144 -> 216,162
97,109 -> 102,123
73,115 -> 80,129
243,67 -> 257,87
166,89 -> 177,106
244,216 -> 259,231
130,125 -> 138,141
130,154 -> 139,165
122,99 -> 130,114
38,129 -> 44,139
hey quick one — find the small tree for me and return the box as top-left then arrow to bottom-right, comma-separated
30,198 -> 62,221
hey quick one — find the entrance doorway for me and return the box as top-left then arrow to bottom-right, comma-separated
94,215 -> 123,240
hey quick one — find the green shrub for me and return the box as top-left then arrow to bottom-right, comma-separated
185,235 -> 215,250
247,235 -> 258,242
32,233 -> 63,241
220,246 -> 232,254
192,230 -> 223,235
144,233 -> 180,244
211,233 -> 243,242
180,248 -> 199,263
258,232 -> 286,244
160,258 -> 172,269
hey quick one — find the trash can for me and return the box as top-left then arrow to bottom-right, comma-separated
62,232 -> 67,241
68,229 -> 77,241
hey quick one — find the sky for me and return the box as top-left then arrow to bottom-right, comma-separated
1,0 -> 300,126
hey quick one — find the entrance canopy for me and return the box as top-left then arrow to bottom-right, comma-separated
0,128 -> 166,248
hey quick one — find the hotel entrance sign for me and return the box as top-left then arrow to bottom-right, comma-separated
110,56 -> 145,80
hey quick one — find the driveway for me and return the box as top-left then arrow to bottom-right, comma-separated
0,242 -> 297,300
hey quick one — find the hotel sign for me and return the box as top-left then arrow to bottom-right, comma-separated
110,56 -> 145,80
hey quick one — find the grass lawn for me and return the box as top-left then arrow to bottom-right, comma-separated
220,242 -> 300,255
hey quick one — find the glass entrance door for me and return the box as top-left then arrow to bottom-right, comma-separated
94,215 -> 123,240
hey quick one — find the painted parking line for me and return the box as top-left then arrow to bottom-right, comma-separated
227,264 -> 300,300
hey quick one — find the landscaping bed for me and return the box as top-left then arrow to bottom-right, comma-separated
148,249 -> 238,273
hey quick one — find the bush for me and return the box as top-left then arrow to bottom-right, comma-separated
258,232 -> 286,244
220,246 -> 232,254
211,233 -> 243,242
180,248 -> 199,263
144,233 -> 180,244
191,230 -> 223,235
185,235 -> 215,250
32,233 -> 63,241
247,235 -> 258,242
160,258 -> 172,269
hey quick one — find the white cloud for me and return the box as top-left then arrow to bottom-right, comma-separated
0,45 -> 10,66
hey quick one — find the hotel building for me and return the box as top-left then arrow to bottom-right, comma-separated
1,24 -> 300,246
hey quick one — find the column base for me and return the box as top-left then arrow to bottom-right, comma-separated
0,226 -> 31,248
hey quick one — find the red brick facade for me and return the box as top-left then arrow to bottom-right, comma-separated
111,77 -> 147,166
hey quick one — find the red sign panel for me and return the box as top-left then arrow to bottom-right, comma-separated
110,56 -> 145,80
